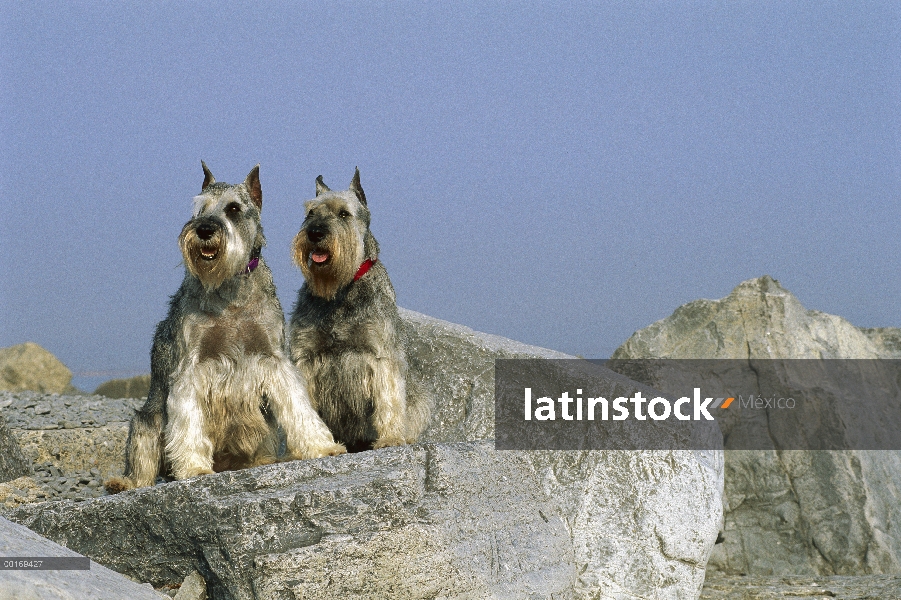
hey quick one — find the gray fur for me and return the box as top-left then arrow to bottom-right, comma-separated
107,163 -> 344,493
289,169 -> 432,451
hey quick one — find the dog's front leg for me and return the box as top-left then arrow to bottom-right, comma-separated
370,356 -> 408,449
165,373 -> 215,479
266,357 -> 346,460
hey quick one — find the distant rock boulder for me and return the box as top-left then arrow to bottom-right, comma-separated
0,342 -> 73,394
94,374 -> 151,399
613,275 -> 901,577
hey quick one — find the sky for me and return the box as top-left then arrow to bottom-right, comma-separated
1,3 -> 899,392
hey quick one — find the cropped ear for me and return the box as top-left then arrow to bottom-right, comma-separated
201,160 -> 215,190
349,167 -> 366,206
244,164 -> 262,209
315,175 -> 331,196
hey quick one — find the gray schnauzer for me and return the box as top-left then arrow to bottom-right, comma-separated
289,169 -> 432,452
106,163 -> 345,493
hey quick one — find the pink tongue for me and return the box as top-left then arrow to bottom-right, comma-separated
311,251 -> 329,264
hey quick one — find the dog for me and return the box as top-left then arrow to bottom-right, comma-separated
288,168 -> 432,451
106,163 -> 345,493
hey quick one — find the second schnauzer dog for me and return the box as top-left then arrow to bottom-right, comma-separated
106,163 -> 345,493
289,169 -> 432,451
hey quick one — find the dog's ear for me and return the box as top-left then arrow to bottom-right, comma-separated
350,167 -> 366,206
315,175 -> 331,196
244,165 -> 262,209
201,160 -> 215,190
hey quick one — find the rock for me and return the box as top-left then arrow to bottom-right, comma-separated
0,413 -> 31,483
8,442 -> 576,600
1,391 -> 143,479
859,327 -> 901,358
404,308 -> 723,598
173,571 -> 207,600
2,310 -> 724,599
401,307 -> 571,443
612,275 -> 901,576
0,342 -> 74,394
0,516 -> 166,599
94,374 -> 151,399
700,574 -> 901,599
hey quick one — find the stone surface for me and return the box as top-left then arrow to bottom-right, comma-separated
1,309 -> 725,600
401,307 -> 572,443
93,374 -> 151,399
1,391 -> 140,479
0,342 -> 74,394
613,275 -> 901,577
173,571 -> 207,600
8,442 -> 576,600
700,575 -> 901,599
0,413 -> 31,483
0,516 -> 165,599
404,308 -> 724,599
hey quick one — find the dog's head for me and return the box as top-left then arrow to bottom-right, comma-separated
292,168 -> 379,299
179,162 -> 266,290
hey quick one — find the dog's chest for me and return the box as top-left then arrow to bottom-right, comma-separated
188,309 -> 276,362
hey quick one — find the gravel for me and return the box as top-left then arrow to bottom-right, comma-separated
0,391 -> 143,430
29,461 -> 109,502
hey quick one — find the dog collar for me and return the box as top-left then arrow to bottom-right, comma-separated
244,257 -> 260,275
353,258 -> 377,281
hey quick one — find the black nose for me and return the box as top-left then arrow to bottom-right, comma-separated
307,227 -> 326,244
197,224 -> 217,241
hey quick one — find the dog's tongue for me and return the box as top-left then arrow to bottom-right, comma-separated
311,250 -> 329,264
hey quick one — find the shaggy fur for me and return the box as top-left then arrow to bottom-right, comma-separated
289,169 -> 432,451
106,163 -> 344,493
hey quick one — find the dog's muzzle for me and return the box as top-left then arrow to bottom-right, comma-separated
306,226 -> 330,265
193,220 -> 222,261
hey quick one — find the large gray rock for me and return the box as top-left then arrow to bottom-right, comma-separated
0,516 -> 165,599
613,275 -> 901,576
94,374 -> 151,399
0,342 -> 73,394
9,442 -> 576,600
402,309 -> 724,599
0,413 -> 31,483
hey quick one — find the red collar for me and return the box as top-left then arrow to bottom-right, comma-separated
353,258 -> 377,281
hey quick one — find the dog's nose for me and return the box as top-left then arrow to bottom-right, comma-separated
197,224 -> 217,241
307,227 -> 326,244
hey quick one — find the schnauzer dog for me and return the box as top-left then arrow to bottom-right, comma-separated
106,163 -> 345,493
289,169 -> 432,451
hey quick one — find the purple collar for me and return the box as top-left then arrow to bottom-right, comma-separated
244,257 -> 260,275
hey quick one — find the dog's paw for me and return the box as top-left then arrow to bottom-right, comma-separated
104,477 -> 134,494
311,442 -> 347,458
372,436 -> 407,450
177,468 -> 215,480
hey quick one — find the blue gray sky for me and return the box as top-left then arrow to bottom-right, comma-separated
1,3 -> 899,391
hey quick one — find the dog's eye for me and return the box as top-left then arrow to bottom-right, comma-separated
339,210 -> 351,218
226,203 -> 241,215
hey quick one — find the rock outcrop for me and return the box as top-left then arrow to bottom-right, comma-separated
2,309 -> 725,600
0,342 -> 74,394
10,442 -> 576,600
0,515 -> 165,599
93,374 -> 151,399
0,413 -> 31,483
613,275 -> 901,576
